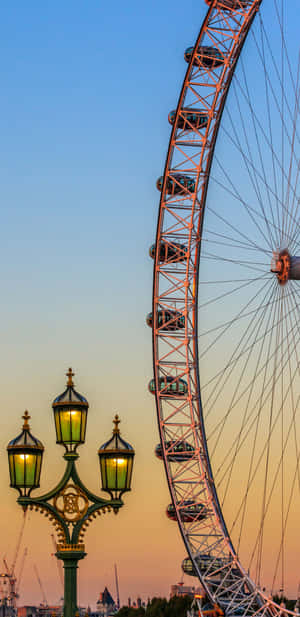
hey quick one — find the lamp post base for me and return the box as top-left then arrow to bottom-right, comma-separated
56,550 -> 86,617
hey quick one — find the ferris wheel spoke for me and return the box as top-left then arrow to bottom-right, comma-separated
255,284 -> 283,585
230,71 -> 277,249
227,318 -> 300,568
203,228 -> 270,255
200,277 -> 274,362
257,13 -> 282,241
204,282 -> 279,424
207,287 -> 300,451
231,52 -> 300,231
201,236 -> 267,253
210,167 -> 282,249
218,111 -> 299,243
201,284 -> 298,395
211,284 -> 279,483
284,288 -> 300,496
206,201 -> 273,256
208,284 -> 281,461
283,55 -> 300,243
200,251 -> 269,274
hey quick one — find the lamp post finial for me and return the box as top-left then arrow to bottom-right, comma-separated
22,410 -> 31,430
66,368 -> 74,387
113,414 -> 120,434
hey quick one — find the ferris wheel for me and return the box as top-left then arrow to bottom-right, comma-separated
148,1 -> 300,616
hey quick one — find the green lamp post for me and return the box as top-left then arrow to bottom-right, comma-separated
7,369 -> 135,617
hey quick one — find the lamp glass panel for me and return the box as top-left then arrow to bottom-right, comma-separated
14,454 -> 25,486
80,412 -> 87,442
105,456 -> 128,490
59,409 -> 82,444
54,411 -> 62,442
100,458 -> 107,489
35,453 -> 42,485
24,454 -> 36,487
126,457 -> 133,490
8,453 -> 15,485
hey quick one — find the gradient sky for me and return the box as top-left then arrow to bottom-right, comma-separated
0,0 -> 299,611
0,0 -> 208,609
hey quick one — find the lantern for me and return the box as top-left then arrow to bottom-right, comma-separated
7,411 -> 44,495
52,368 -> 88,452
98,415 -> 135,496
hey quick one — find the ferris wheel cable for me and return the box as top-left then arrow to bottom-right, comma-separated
208,172 -> 285,243
233,59 -> 277,251
228,322 -> 300,547
255,285 -> 283,584
217,110 -> 300,238
283,55 -> 300,243
199,277 -> 269,285
206,292 -> 300,455
199,277 -> 275,365
200,283 -> 296,394
258,14 -> 281,243
214,280 -> 278,506
203,229 -> 271,254
198,287 -> 283,342
198,274 -> 270,312
235,292 -> 279,554
230,66 -> 300,206
200,236 -> 270,252
252,14 -> 300,149
208,291 -> 281,464
199,252 -> 268,272
248,389 -> 300,585
230,388 -> 300,573
285,287 -> 300,494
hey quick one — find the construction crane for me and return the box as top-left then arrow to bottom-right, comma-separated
51,534 -> 64,592
34,564 -> 48,607
11,512 -> 27,580
2,513 -> 27,609
16,548 -> 28,596
114,564 -> 120,610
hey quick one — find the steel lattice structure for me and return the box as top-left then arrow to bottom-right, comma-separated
150,1 -> 300,616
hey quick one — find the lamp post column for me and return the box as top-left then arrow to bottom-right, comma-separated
57,551 -> 86,617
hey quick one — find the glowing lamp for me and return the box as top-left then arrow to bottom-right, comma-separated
52,368 -> 88,451
98,415 -> 135,496
7,411 -> 44,495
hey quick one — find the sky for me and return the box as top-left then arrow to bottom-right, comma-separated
0,0 -> 299,611
0,0 -> 208,609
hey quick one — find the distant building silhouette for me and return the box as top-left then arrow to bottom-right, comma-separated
95,588 -> 116,617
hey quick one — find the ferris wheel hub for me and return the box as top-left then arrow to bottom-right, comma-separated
271,250 -> 300,284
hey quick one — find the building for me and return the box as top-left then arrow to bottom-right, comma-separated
17,607 -> 38,617
95,588 -> 116,617
170,583 -> 204,598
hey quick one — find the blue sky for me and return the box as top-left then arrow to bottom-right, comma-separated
0,0 -> 206,607
0,0 -> 299,608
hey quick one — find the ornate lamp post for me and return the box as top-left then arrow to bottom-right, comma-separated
7,369 -> 135,617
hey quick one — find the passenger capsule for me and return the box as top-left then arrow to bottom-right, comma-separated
166,501 -> 207,522
146,310 -> 185,331
184,45 -> 224,68
155,440 -> 195,462
149,376 -> 188,397
168,109 -> 209,132
205,0 -> 250,9
182,555 -> 224,577
156,174 -> 195,195
149,241 -> 188,263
